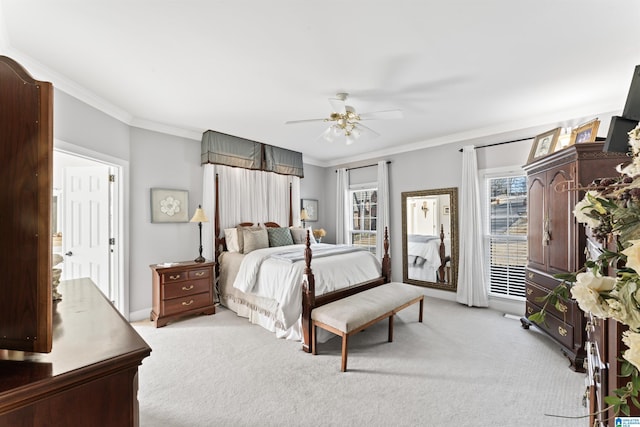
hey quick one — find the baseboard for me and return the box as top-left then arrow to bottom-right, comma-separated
488,296 -> 524,317
129,308 -> 151,322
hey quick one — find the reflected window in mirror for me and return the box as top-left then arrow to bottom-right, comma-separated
402,188 -> 458,291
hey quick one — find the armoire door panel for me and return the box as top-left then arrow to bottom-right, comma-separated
527,175 -> 546,271
547,167 -> 574,273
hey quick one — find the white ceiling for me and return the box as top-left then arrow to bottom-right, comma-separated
2,0 -> 640,165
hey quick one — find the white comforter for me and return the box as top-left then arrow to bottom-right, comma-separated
232,243 -> 382,329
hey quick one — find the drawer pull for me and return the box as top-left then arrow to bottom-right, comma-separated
527,307 -> 533,315
194,271 -> 205,277
557,302 -> 568,313
558,326 -> 568,337
528,272 -> 534,279
169,274 -> 182,280
182,299 -> 194,306
526,288 -> 533,295
182,285 -> 194,291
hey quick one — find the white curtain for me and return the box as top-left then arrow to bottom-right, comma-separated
456,146 -> 489,307
201,164 -> 300,258
335,168 -> 349,244
376,161 -> 390,257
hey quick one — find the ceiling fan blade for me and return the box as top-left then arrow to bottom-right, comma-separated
285,118 -> 326,125
328,97 -> 346,114
359,109 -> 403,120
355,123 -> 380,138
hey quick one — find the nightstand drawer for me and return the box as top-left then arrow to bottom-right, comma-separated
162,278 -> 210,300
189,268 -> 210,280
162,292 -> 211,316
162,270 -> 188,283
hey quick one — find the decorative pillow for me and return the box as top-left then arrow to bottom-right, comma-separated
224,228 -> 240,252
289,226 -> 317,245
237,225 -> 262,253
242,227 -> 269,254
267,227 -> 294,247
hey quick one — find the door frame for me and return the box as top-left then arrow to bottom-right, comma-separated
54,139 -> 130,319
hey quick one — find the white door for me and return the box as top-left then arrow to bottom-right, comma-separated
62,165 -> 111,299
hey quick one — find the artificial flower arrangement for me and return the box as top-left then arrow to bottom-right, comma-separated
532,123 -> 640,417
312,228 -> 326,241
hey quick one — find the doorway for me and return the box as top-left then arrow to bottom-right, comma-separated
53,143 -> 127,317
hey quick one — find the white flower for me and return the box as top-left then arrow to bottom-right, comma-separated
623,330 -> 640,372
570,271 -> 616,318
613,281 -> 640,331
572,191 -> 603,229
160,196 -> 181,216
622,240 -> 640,274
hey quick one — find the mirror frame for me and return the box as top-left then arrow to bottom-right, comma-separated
401,187 -> 458,292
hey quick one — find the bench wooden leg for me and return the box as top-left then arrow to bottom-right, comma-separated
388,315 -> 394,342
341,334 -> 348,372
312,324 -> 317,355
419,297 -> 424,323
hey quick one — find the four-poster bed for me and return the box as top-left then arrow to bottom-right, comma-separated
212,173 -> 391,352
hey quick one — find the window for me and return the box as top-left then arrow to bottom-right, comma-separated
485,174 -> 527,299
349,186 -> 377,254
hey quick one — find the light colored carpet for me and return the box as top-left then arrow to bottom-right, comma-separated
133,298 -> 588,427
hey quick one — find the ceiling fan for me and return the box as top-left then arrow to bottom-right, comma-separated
285,93 -> 403,145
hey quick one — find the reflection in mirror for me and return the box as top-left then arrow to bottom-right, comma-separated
402,187 -> 458,291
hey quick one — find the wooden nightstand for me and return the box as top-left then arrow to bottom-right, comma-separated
150,261 -> 215,327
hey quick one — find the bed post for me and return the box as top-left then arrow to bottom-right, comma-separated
214,173 -> 221,277
301,230 -> 315,353
288,182 -> 293,227
437,224 -> 448,282
381,226 -> 391,283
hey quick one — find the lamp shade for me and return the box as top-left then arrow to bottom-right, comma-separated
300,208 -> 310,221
190,205 -> 209,223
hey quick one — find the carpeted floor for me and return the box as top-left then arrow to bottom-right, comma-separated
133,298 -> 588,427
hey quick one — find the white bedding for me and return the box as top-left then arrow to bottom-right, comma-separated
231,243 -> 382,330
407,235 -> 444,282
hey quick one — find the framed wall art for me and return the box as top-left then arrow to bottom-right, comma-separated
527,127 -> 561,164
150,188 -> 189,223
301,198 -> 318,222
571,119 -> 600,145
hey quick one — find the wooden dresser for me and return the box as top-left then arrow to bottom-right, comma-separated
585,232 -> 640,426
150,261 -> 215,327
521,143 -> 627,372
0,278 -> 151,425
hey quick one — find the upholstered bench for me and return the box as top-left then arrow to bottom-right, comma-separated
311,282 -> 424,372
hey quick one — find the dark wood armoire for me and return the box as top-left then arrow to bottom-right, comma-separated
0,56 -> 151,426
521,143 -> 627,372
0,55 -> 53,353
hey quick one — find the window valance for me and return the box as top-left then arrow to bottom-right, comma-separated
201,130 -> 304,178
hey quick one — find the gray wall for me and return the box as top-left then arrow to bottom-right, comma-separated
52,86 -> 619,317
55,90 -> 130,160
129,127 -> 204,313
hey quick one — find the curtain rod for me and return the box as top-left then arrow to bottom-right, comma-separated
335,160 -> 391,173
457,137 -> 534,152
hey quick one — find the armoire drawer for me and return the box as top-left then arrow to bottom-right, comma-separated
526,301 -> 574,349
525,281 -> 576,321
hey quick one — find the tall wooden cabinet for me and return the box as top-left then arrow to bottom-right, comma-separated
585,232 -> 640,426
0,55 -> 53,353
521,143 -> 627,372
